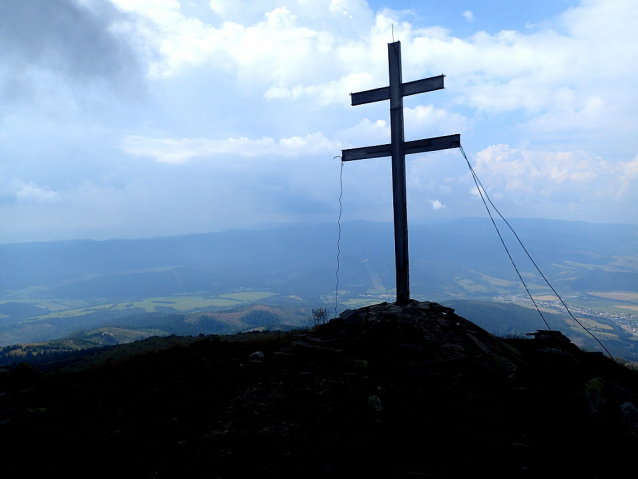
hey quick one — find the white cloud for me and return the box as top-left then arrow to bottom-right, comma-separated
332,105 -> 468,148
617,155 -> 638,200
2,0 -> 638,243
264,72 -> 380,106
104,0 -> 638,161
334,118 -> 389,146
404,105 -> 469,138
462,10 -> 474,23
7,180 -> 62,204
122,132 -> 341,163
112,0 -> 374,84
398,0 -> 638,139
473,144 -> 638,204
208,0 -> 373,30
431,199 -> 445,209
105,0 -> 638,132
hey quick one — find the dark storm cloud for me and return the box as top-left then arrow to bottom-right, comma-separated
0,0 -> 150,96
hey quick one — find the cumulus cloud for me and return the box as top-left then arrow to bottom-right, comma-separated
616,155 -> 638,200
473,144 -> 638,204
264,72 -> 380,107
113,0 -> 374,83
334,118 -> 390,147
105,0 -> 638,115
112,0 -> 637,157
122,132 -> 341,163
404,105 -> 469,139
208,0 -> 372,30
1,0 -> 637,242
4,180 -> 62,204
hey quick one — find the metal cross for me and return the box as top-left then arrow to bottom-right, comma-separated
341,41 -> 460,305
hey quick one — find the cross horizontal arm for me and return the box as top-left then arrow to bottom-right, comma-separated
403,75 -> 444,98
351,86 -> 390,106
341,134 -> 460,161
350,75 -> 445,106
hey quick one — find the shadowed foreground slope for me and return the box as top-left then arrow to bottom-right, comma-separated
2,301 -> 638,478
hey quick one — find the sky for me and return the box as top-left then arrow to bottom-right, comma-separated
1,0 -> 637,243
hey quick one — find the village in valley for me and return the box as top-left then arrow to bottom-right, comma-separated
496,293 -> 638,338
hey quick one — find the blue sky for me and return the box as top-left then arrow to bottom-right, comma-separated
0,0 -> 636,243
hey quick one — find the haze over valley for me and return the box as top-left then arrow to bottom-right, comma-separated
2,218 -> 637,360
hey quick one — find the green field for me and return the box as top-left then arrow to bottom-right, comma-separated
340,298 -> 384,308
566,293 -> 638,315
111,296 -> 243,312
14,293 -> 279,322
218,292 -> 277,301
0,299 -> 91,310
588,292 -> 638,303
455,279 -> 490,293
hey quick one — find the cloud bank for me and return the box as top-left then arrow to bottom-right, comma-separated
0,0 -> 636,242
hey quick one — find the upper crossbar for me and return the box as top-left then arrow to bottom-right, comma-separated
350,75 -> 445,106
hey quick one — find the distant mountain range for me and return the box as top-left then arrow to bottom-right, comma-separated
1,218 -> 636,301
1,218 -> 637,354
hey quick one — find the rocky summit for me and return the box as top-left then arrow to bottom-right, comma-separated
2,301 -> 638,478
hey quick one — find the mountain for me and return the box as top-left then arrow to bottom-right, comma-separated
2,301 -> 637,478
1,218 -> 636,352
1,218 -> 636,300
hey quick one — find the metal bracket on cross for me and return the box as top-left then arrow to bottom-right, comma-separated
341,41 -> 460,305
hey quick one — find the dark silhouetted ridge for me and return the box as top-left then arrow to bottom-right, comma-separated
1,301 -> 637,478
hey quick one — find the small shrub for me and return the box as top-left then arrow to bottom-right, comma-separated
308,307 -> 330,329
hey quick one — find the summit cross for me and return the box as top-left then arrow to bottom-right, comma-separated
341,41 -> 460,305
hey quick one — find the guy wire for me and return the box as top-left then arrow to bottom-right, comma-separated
335,156 -> 344,320
459,145 -> 613,359
459,145 -> 550,330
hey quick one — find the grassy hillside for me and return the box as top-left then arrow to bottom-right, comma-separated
0,301 -> 310,365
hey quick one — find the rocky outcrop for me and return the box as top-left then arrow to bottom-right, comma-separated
334,300 -> 522,375
2,300 -> 638,478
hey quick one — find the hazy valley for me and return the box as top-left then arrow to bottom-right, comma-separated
1,217 -> 637,360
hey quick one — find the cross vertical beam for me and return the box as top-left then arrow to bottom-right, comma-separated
388,42 -> 410,305
342,41 -> 460,306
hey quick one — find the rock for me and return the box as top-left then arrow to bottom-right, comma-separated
339,309 -> 356,321
344,359 -> 369,369
526,330 -> 571,343
367,395 -> 383,412
8,361 -> 43,389
5,297 -> 638,479
282,341 -> 342,355
249,351 -> 264,359
621,401 -> 638,436
586,377 -> 608,424
329,300 -> 522,375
